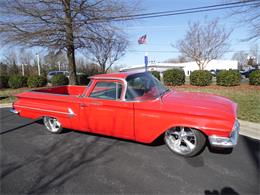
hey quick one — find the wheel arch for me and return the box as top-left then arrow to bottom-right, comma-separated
151,124 -> 208,144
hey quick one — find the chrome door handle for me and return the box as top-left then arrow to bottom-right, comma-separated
89,102 -> 102,106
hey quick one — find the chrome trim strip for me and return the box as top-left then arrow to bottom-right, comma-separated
15,105 -> 77,117
9,108 -> 19,114
68,108 -> 75,118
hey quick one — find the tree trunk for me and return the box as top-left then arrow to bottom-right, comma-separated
66,45 -> 77,85
63,0 -> 77,85
101,64 -> 106,73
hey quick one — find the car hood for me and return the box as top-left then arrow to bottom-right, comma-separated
161,90 -> 237,120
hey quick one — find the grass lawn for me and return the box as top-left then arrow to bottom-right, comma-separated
0,88 -> 35,104
1,84 -> 260,123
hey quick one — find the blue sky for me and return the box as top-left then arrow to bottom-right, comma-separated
0,0 -> 259,67
117,0 -> 259,67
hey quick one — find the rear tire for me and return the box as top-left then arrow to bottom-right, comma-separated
43,116 -> 63,134
164,127 -> 206,157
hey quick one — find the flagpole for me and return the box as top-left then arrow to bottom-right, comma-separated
138,34 -> 148,72
144,52 -> 148,72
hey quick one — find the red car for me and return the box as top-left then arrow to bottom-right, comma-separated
10,72 -> 240,157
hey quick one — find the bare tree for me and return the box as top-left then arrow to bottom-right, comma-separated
0,0 -> 138,84
3,50 -> 20,74
249,44 -> 260,65
232,51 -> 248,68
44,50 -> 67,69
164,56 -> 189,63
87,31 -> 128,73
175,19 -> 231,70
231,0 -> 260,41
20,49 -> 33,66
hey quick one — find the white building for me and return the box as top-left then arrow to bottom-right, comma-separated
120,60 -> 238,76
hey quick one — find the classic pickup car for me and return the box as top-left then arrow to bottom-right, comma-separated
10,72 -> 240,157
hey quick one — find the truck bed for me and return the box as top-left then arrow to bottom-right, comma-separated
13,86 -> 86,128
33,86 -> 87,96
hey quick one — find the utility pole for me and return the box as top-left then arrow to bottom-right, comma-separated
21,63 -> 25,76
36,53 -> 40,75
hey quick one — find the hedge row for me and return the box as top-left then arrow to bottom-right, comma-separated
0,75 -> 9,88
150,71 -> 160,80
8,75 -> 28,89
216,70 -> 240,86
27,75 -> 47,88
190,70 -> 212,86
1,70 -> 259,89
163,69 -> 185,86
0,73 -> 92,89
159,69 -> 259,86
51,74 -> 69,86
249,70 -> 260,86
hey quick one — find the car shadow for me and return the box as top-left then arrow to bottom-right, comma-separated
184,155 -> 205,167
0,120 -> 38,135
241,135 -> 260,170
28,136 -> 117,194
205,187 -> 239,195
1,135 -> 118,194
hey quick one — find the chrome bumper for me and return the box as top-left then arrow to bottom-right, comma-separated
208,120 -> 240,148
9,108 -> 19,114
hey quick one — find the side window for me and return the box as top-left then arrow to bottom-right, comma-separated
90,81 -> 122,100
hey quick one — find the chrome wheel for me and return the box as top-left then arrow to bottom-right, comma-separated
43,116 -> 63,134
165,127 -> 198,156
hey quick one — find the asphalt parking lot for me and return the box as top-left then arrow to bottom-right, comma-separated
0,108 -> 259,194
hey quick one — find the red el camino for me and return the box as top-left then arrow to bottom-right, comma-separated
10,72 -> 240,157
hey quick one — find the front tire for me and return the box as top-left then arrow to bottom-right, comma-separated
164,127 -> 206,157
43,116 -> 63,134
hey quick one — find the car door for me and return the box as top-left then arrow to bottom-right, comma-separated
82,80 -> 135,140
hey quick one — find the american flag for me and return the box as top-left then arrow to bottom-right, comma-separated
138,34 -> 147,44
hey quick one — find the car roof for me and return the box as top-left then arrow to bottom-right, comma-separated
48,70 -> 68,73
90,71 -> 144,80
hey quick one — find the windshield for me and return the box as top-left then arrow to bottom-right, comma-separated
125,72 -> 169,101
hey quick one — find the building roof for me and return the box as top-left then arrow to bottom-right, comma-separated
120,60 -> 238,72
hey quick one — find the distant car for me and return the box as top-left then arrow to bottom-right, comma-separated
47,71 -> 69,82
240,69 -> 256,78
210,69 -> 221,77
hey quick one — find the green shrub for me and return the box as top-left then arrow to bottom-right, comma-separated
190,70 -> 212,86
249,70 -> 260,86
8,75 -> 28,89
163,69 -> 185,86
27,75 -> 47,88
0,75 -> 9,88
216,70 -> 240,86
150,71 -> 160,80
51,74 -> 69,86
77,74 -> 90,85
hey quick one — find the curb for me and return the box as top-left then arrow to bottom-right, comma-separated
1,103 -> 259,140
239,120 -> 260,140
0,103 -> 12,108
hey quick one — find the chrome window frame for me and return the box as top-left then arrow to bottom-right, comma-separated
88,77 -> 127,101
